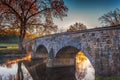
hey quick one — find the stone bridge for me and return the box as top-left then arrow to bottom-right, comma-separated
24,26 -> 120,77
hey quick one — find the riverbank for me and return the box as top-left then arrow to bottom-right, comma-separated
0,43 -> 22,56
0,48 -> 26,64
0,43 -> 18,50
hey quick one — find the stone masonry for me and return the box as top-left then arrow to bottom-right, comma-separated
25,26 -> 120,77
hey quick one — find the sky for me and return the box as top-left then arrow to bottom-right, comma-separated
54,0 -> 120,29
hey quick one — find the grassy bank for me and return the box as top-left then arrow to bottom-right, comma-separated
0,43 -> 18,54
96,77 -> 120,80
0,43 -> 18,50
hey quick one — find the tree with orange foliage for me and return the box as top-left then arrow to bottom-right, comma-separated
0,0 -> 68,53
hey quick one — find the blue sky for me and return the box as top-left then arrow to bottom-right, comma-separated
54,0 -> 120,29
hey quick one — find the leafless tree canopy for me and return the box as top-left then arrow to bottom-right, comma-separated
99,8 -> 120,26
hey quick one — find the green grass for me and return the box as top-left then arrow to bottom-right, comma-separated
0,43 -> 18,50
0,43 -> 18,54
0,43 -> 18,47
96,77 -> 120,80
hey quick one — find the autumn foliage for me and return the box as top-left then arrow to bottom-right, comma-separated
0,27 -> 36,39
67,22 -> 87,32
0,0 -> 68,52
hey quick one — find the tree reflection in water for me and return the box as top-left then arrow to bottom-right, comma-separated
16,62 -> 23,80
0,58 -> 77,80
0,61 -> 32,80
0,55 -> 94,80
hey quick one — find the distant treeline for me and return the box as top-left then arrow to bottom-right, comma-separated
0,34 -> 18,43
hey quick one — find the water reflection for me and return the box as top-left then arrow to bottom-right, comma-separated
16,62 -> 23,80
0,59 -> 76,80
0,52 -> 95,80
76,51 -> 95,80
5,53 -> 31,65
0,63 -> 17,80
0,62 -> 32,80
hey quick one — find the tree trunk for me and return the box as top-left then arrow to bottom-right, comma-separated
18,22 -> 26,54
18,36 -> 24,53
16,62 -> 23,80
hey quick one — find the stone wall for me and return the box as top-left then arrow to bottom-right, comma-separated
25,26 -> 120,77
47,58 -> 75,67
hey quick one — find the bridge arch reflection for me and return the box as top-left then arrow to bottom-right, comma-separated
56,46 -> 79,58
25,26 -> 120,78
55,46 -> 95,80
35,45 -> 48,58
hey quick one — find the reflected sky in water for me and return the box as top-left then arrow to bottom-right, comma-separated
0,63 -> 32,80
0,63 -> 17,76
76,51 -> 95,80
0,52 -> 95,80
76,58 -> 95,80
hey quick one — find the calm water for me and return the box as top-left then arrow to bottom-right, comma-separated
0,57 -> 95,80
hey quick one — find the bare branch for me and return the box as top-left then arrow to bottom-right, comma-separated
2,1 -> 22,21
25,0 -> 37,17
99,8 -> 120,26
26,8 -> 49,21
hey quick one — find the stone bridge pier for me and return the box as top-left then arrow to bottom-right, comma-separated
25,26 -> 120,77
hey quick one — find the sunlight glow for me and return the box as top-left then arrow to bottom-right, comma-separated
75,51 -> 95,80
5,53 -> 31,65
76,51 -> 87,64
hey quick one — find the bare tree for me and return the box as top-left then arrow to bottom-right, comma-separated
0,0 -> 68,52
99,8 -> 120,26
67,22 -> 87,32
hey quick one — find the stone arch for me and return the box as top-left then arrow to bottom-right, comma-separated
27,45 -> 32,52
55,46 -> 79,58
35,45 -> 48,58
55,46 -> 95,80
55,45 -> 94,66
